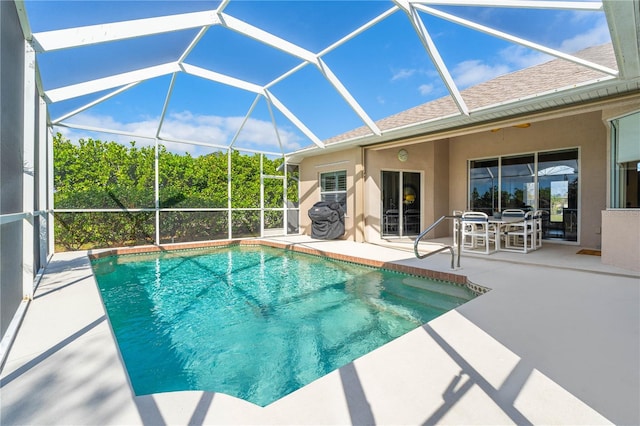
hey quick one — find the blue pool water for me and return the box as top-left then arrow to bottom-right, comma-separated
92,245 -> 475,406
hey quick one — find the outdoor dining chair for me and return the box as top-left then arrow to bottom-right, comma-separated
504,210 -> 535,253
501,209 -> 525,218
404,209 -> 420,234
384,209 -> 399,234
534,210 -> 544,249
461,211 -> 497,254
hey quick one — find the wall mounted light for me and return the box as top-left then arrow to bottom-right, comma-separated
491,123 -> 531,132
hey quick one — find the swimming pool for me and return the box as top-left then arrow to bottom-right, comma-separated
92,245 -> 476,406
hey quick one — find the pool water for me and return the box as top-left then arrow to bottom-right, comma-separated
92,245 -> 475,406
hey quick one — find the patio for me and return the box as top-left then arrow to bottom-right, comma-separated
2,2 -> 639,424
1,238 -> 638,425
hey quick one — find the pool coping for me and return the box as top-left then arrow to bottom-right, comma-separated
87,239 -> 490,296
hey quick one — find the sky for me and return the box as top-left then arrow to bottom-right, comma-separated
24,1 -> 613,155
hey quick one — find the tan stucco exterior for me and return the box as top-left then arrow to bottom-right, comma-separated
448,111 -> 607,249
297,95 -> 640,271
298,147 -> 364,241
602,209 -> 640,271
363,140 -> 450,242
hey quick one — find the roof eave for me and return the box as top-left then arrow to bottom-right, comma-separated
286,76 -> 640,163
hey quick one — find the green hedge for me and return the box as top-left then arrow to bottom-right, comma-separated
53,134 -> 296,250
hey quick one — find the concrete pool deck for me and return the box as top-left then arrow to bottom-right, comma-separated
1,237 -> 638,425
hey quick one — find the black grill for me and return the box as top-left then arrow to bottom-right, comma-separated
308,201 -> 345,240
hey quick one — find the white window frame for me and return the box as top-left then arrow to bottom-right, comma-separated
319,170 -> 347,213
610,110 -> 640,209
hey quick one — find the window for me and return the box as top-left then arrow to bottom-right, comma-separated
320,170 -> 347,213
611,111 -> 640,208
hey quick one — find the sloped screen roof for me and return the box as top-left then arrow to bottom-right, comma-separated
21,0 -> 626,155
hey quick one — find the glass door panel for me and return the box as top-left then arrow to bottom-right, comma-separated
537,149 -> 578,241
382,171 -> 400,236
469,158 -> 498,215
402,172 -> 421,235
382,171 -> 421,236
500,154 -> 535,210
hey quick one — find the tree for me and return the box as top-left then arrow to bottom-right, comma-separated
53,133 -> 295,250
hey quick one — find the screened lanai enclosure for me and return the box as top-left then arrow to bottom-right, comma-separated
2,0 -> 639,356
12,0 -> 626,249
53,135 -> 301,250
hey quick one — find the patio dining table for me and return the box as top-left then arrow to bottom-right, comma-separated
453,214 -> 535,254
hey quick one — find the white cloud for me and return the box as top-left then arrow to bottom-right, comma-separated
56,111 -> 304,154
568,10 -> 600,26
390,67 -> 441,96
418,83 -> 435,96
450,20 -> 609,89
499,45 -> 551,69
446,14 -> 610,90
451,59 -> 511,88
558,15 -> 611,53
391,68 -> 417,81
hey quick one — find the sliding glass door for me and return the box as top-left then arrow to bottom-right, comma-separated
501,154 -> 536,210
537,149 -> 579,241
469,158 -> 499,215
468,148 -> 579,242
382,171 -> 421,237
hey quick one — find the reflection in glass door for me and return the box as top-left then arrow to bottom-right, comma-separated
469,158 -> 499,215
468,149 -> 579,243
538,149 -> 579,241
500,154 -> 536,210
382,171 -> 421,237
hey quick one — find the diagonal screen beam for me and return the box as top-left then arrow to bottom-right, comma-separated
316,59 -> 382,136
229,95 -> 262,149
51,82 -> 140,124
181,63 -> 264,93
45,62 -> 181,103
32,10 -> 220,52
265,90 -> 324,148
413,0 -> 603,11
396,0 -> 469,115
319,6 -> 400,57
414,4 -> 618,76
218,13 -> 317,63
156,73 -> 178,139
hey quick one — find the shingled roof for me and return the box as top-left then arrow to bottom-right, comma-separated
321,43 -> 618,147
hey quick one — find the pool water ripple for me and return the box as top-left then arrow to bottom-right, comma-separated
92,245 -> 475,406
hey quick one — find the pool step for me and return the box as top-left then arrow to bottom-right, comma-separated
401,276 -> 473,299
382,282 -> 470,313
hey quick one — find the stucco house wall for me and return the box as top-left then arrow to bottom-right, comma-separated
449,110 -> 607,249
363,139 -> 450,243
298,147 -> 363,241
297,95 -> 639,265
300,110 -> 608,249
601,209 -> 640,271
